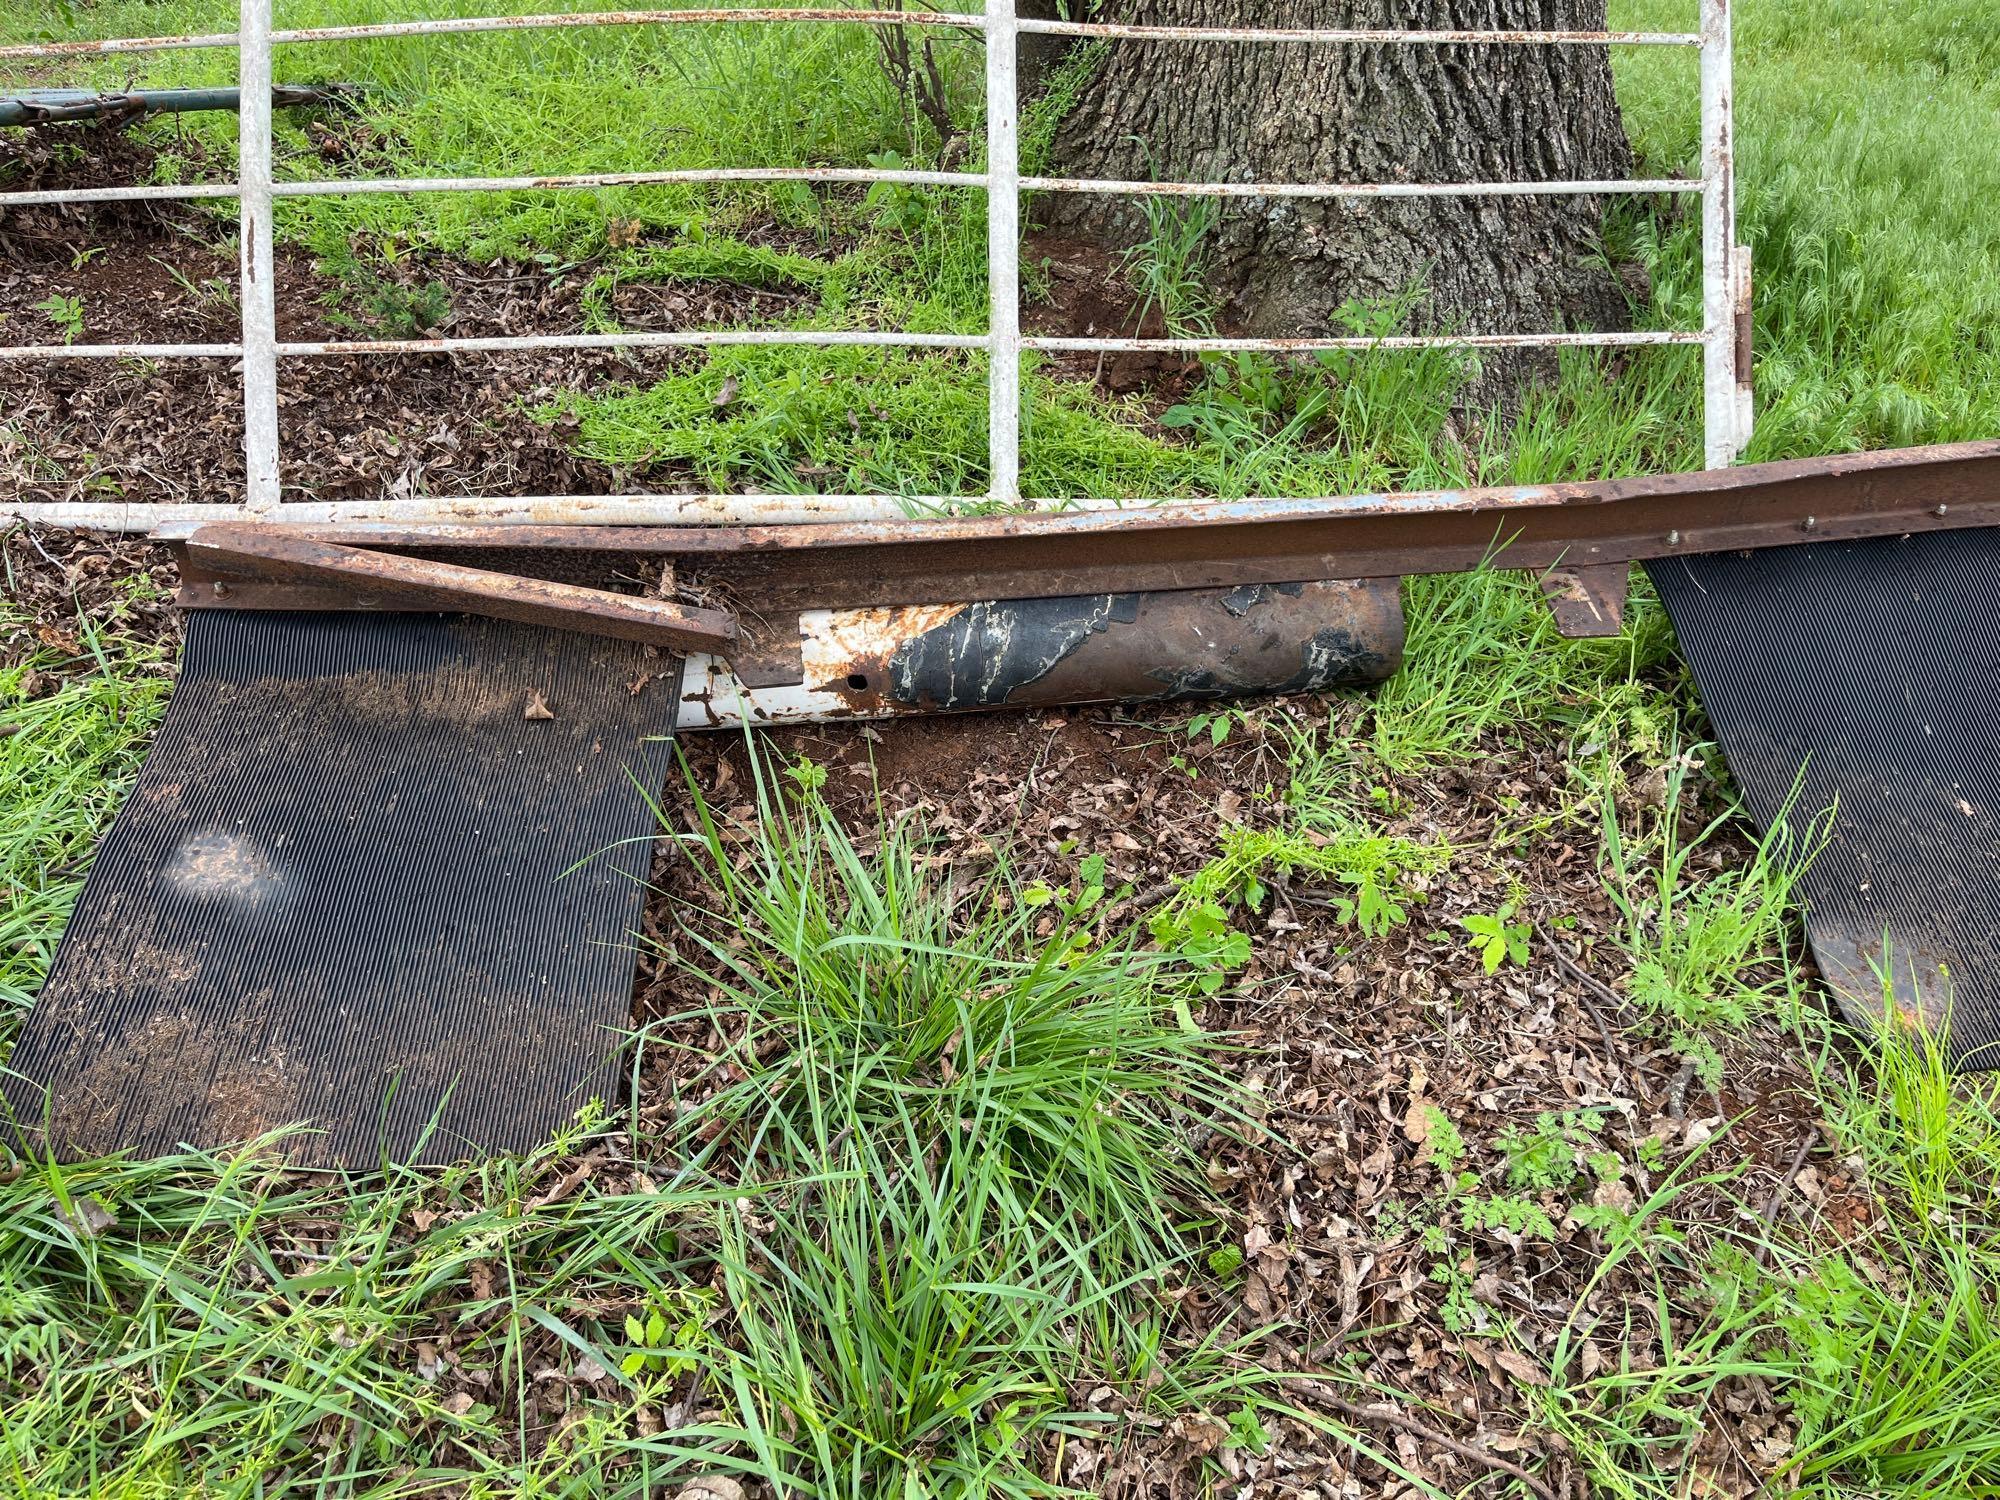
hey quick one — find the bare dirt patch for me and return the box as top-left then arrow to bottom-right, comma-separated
0,122 -> 821,508
1027,229 -> 1205,408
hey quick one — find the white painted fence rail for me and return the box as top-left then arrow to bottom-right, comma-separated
1,0 -> 1747,533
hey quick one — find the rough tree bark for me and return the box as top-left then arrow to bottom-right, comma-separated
1028,0 -> 1638,349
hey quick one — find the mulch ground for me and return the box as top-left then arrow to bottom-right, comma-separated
2,122 -> 1233,515
4,519 -> 1856,1499
664,710 -> 1841,1500
0,124 -> 816,508
3,124 -> 1850,1500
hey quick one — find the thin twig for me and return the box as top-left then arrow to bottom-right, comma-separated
1751,1131 -> 1819,1268
1097,878 -> 1182,930
1289,1377 -> 1562,1500
1534,917 -> 1630,1092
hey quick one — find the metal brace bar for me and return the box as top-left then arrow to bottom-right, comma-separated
169,442 -> 2000,617
184,525 -> 738,652
238,0 -> 281,516
985,0 -> 1021,507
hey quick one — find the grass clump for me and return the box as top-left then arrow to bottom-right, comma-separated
1597,750 -> 1823,1040
642,752 -> 1259,1493
1370,566 -> 1683,772
0,1126 -> 758,1497
1,613 -> 170,1033
2,735 -> 1267,1498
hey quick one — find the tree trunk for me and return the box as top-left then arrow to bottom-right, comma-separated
1036,0 -> 1638,351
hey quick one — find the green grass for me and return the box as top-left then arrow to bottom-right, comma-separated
1,612 -> 170,1033
11,0 -> 1993,501
1612,0 -> 2000,458
1531,1015 -> 2000,1499
10,0 -> 1997,508
0,738 -> 1292,1497
7,1 -> 2000,1494
1,1128 -> 772,1497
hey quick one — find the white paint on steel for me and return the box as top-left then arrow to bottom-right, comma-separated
0,343 -> 244,360
984,0 -> 1022,507
680,605 -> 965,730
1028,331 -> 1708,353
237,0 -> 281,515
0,328 -> 1706,363
0,10 -> 985,61
3,502 -> 249,530
0,183 -> 243,208
3,5 -> 1747,534
276,492 -> 1164,525
678,653 -> 833,730
272,166 -> 988,198
0,31 -> 240,60
1700,0 -> 1740,470
1732,243 -> 1756,450
1017,21 -> 1701,45
1,493 -> 1176,533
0,13 -> 1715,62
1024,176 -> 1698,199
273,330 -> 991,357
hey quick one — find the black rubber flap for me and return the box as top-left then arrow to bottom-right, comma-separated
1649,530 -> 2000,1070
3,611 -> 678,1166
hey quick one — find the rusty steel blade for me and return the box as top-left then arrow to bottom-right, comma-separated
169,441 -> 2000,615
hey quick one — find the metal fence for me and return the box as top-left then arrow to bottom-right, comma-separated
0,0 -> 1748,534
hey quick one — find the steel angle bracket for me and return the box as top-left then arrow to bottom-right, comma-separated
178,524 -> 738,656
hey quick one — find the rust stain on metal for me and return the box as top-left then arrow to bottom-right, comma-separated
0,9 -> 980,62
181,524 -> 737,653
170,445 -> 2000,657
1018,20 -> 1699,45
209,441 -> 1999,615
1734,247 -> 1755,390
817,583 -> 1401,715
1539,564 -> 1631,638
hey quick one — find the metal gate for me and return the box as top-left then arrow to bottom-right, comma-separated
0,0 -> 1749,534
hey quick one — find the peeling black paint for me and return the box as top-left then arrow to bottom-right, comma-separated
883,582 -> 1403,712
1146,627 -> 1397,701
1220,581 -> 1306,617
887,594 -> 1134,710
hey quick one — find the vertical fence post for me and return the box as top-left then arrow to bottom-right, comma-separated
984,0 -> 1022,506
239,0 -> 281,512
1698,0 -> 1738,470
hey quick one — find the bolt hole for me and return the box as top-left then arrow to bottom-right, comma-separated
846,673 -> 869,692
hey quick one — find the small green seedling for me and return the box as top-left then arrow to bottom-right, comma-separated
1459,903 -> 1531,973
1186,706 -> 1248,749
1334,865 -> 1410,940
863,150 -> 932,234
620,1290 -> 714,1379
34,295 -> 84,344
1151,899 -> 1251,998
1225,1404 -> 1272,1454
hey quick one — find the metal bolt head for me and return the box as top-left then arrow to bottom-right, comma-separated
1937,504 -> 1951,517
211,580 -> 231,598
1667,530 -> 1681,546
1802,516 -> 1818,532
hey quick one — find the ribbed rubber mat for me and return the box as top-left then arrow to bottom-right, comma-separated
3,611 -> 679,1165
1650,530 -> 2000,1071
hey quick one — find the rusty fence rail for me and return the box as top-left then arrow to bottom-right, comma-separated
0,0 -> 1748,533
